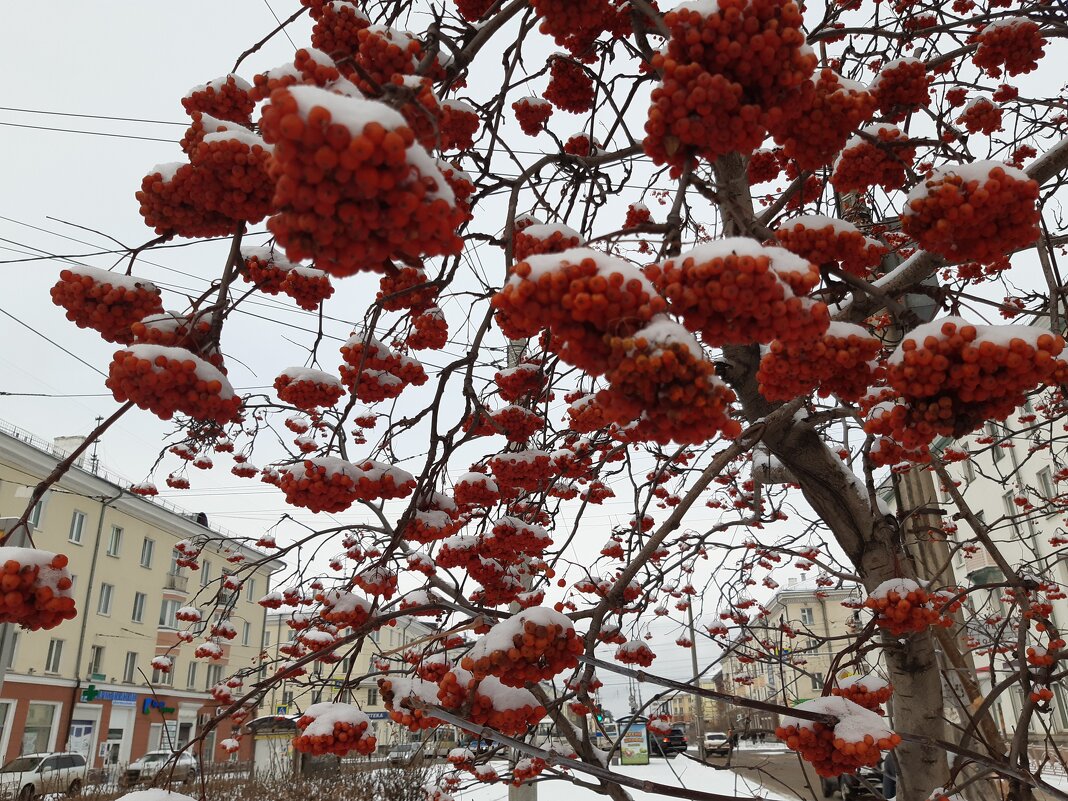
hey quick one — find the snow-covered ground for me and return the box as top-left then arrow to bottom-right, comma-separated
458,757 -> 791,801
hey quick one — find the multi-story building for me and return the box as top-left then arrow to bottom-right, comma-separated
0,420 -> 285,768
262,609 -> 437,749
880,413 -> 1068,738
718,580 -> 864,733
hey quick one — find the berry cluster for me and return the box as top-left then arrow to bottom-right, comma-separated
339,334 -> 428,402
774,215 -> 887,277
309,3 -> 369,66
274,367 -> 346,410
870,318 -> 1066,450
973,19 -> 1046,78
623,203 -> 652,229
408,308 -> 449,350
249,49 -> 344,104
492,248 -> 665,374
128,312 -> 212,356
615,640 -> 655,666
648,239 -> 828,346
644,0 -> 815,173
830,124 -> 916,193
958,97 -> 1002,135
901,162 -> 1039,263
259,85 -> 464,277
870,58 -> 931,122
378,266 -> 437,313
0,550 -> 76,631
776,698 -> 901,777
831,674 -> 893,713
530,0 -> 616,57
455,0 -> 497,22
488,450 -> 554,492
440,100 -> 481,151
513,223 -> 584,261
770,70 -> 876,171
452,473 -> 500,508
758,322 -> 883,402
595,320 -> 741,444
494,363 -> 545,402
50,266 -> 163,344
863,578 -> 960,636
544,57 -> 594,114
512,97 -> 553,136
181,75 -> 254,125
107,346 -> 241,424
468,676 -> 547,734
461,608 -> 583,687
294,703 -> 377,756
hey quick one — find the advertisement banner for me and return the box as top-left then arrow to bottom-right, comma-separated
621,722 -> 649,765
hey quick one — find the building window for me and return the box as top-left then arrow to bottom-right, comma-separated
206,664 -> 224,690
28,498 -> 45,529
132,592 -> 146,624
169,549 -> 183,576
810,672 -> 825,691
246,579 -> 256,603
88,646 -> 104,676
963,457 -> 976,482
68,511 -> 86,544
1002,492 -> 1022,535
241,622 -> 251,647
123,652 -> 138,683
282,690 -> 294,707
106,525 -> 123,557
187,662 -> 197,690
1038,468 -> 1056,513
140,538 -> 155,568
3,632 -> 19,671
97,583 -> 114,616
989,423 -> 1005,463
159,599 -> 180,629
367,688 -> 379,706
264,631 -> 272,648
45,639 -> 63,673
799,607 -> 815,626
201,561 -> 212,587
24,703 -> 57,753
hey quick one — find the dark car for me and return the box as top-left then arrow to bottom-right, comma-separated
819,761 -> 883,800
650,726 -> 688,758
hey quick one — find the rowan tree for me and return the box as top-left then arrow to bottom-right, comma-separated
7,1 -> 1068,800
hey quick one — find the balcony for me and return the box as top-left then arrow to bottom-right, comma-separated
165,572 -> 189,592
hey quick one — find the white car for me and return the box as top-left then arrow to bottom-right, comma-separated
0,752 -> 87,800
704,731 -> 731,756
122,751 -> 198,787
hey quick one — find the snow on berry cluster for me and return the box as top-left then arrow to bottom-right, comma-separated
866,318 -> 1066,461
274,366 -> 346,411
648,238 -> 828,347
830,124 -> 916,193
293,702 -> 377,756
107,345 -> 242,424
0,549 -> 77,631
181,75 -> 254,125
339,334 -> 428,402
248,48 -> 344,103
595,318 -> 742,444
644,0 -> 816,174
615,639 -> 655,666
972,18 -> 1046,78
512,97 -> 553,136
259,86 -> 464,277
758,322 -> 883,402
957,97 -> 1002,135
492,248 -> 666,375
773,216 -> 887,277
408,307 -> 449,351
776,696 -> 901,777
863,578 -> 960,636
494,363 -> 546,403
461,607 -> 583,687
277,456 -> 416,512
769,70 -> 876,171
240,245 -> 335,310
513,224 -> 584,261
544,56 -> 594,114
317,589 -> 371,628
870,58 -> 931,122
128,312 -> 213,360
50,266 -> 163,344
900,162 -> 1039,264
831,672 -> 893,714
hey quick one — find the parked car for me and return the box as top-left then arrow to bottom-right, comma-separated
0,752 -> 87,800
819,761 -> 884,800
387,742 -> 425,767
122,751 -> 198,787
704,731 -> 731,756
650,726 -> 688,758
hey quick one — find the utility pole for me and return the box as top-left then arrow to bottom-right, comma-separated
687,603 -> 707,761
